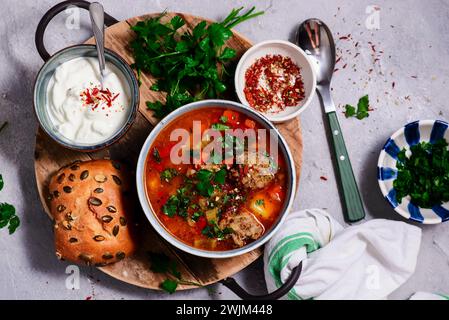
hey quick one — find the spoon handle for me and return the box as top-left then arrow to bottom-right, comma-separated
89,2 -> 105,77
327,111 -> 365,222
317,87 -> 365,223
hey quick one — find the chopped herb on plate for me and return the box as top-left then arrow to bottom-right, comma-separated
394,138 -> 449,208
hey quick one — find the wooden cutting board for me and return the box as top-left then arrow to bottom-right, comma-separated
34,12 -> 303,290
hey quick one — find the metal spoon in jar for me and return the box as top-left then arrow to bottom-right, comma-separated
89,2 -> 106,89
296,19 -> 365,223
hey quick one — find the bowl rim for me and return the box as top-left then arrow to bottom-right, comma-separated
377,119 -> 449,224
33,44 -> 139,152
234,39 -> 317,123
136,99 -> 297,258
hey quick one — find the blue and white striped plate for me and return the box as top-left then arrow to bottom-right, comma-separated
377,120 -> 449,224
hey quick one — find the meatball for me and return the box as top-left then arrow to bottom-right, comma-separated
220,210 -> 265,247
232,151 -> 278,190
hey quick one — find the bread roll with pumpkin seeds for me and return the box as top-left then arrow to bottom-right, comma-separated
48,159 -> 136,266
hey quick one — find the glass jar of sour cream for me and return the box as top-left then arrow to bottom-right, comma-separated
34,45 -> 139,151
47,57 -> 130,145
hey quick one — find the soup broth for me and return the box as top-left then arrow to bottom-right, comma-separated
145,107 -> 288,251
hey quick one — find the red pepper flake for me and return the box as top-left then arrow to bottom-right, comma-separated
392,82 -> 396,89
244,54 -> 305,113
80,86 -> 120,111
342,63 -> 348,69
85,296 -> 92,300
334,68 -> 340,73
320,176 -> 328,181
411,75 -> 418,79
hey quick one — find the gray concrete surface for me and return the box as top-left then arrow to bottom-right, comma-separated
0,0 -> 448,300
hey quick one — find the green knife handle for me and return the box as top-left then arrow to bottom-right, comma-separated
327,111 -> 365,222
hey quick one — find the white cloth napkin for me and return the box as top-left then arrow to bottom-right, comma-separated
264,209 -> 422,300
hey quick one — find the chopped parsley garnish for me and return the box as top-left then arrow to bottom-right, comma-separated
220,116 -> 228,123
191,212 -> 203,222
211,123 -> 230,131
162,187 -> 191,218
345,95 -> 370,120
152,147 -> 161,163
202,221 -> 233,240
160,168 -> 178,182
195,168 -> 226,197
394,138 -> 449,208
214,168 -> 227,184
255,199 -> 265,207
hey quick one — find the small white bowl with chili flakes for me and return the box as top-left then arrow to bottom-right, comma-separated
235,40 -> 316,123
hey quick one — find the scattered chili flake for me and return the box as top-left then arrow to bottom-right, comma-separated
244,54 -> 305,113
392,82 -> 396,89
80,85 -> 120,111
320,176 -> 328,181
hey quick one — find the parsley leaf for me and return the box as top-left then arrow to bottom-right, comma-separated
356,95 -> 370,120
152,147 -> 161,163
214,168 -> 227,185
255,199 -> 265,207
196,168 -> 226,196
211,123 -> 230,131
344,95 -> 370,120
196,170 -> 215,197
160,168 -> 178,182
161,279 -> 178,294
344,104 -> 356,118
0,203 -> 20,234
162,186 -> 192,218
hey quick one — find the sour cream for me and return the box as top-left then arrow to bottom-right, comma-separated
46,57 -> 131,145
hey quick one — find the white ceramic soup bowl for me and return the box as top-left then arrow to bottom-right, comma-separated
136,99 -> 296,258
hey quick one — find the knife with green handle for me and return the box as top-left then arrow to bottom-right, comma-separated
317,85 -> 365,223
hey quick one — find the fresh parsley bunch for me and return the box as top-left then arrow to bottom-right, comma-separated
130,7 -> 263,118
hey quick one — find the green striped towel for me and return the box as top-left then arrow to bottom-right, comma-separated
264,209 -> 422,300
